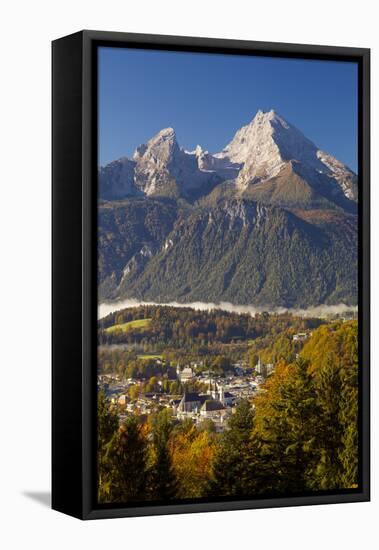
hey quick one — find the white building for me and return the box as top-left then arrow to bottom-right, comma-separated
118,394 -> 128,406
293,332 -> 309,342
177,365 -> 196,382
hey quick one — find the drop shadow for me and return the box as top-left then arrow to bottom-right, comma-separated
22,491 -> 51,508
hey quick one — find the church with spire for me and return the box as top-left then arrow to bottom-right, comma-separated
174,373 -> 235,422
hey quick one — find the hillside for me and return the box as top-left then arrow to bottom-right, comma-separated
99,198 -> 357,308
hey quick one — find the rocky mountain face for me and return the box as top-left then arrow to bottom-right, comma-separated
99,109 -> 357,207
101,127 -> 223,200
99,157 -> 139,199
215,110 -> 357,210
98,110 -> 358,308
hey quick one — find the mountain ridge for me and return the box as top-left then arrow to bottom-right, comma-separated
98,111 -> 358,308
98,195 -> 357,308
99,110 -> 357,210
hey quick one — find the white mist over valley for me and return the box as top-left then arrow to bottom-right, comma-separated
98,298 -> 357,320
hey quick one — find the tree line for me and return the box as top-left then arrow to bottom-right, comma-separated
98,305 -> 324,347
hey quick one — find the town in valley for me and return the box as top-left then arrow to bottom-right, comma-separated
98,304 -> 357,433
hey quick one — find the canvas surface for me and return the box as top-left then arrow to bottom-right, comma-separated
96,46 -> 359,506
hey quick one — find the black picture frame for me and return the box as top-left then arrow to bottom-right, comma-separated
52,30 -> 370,520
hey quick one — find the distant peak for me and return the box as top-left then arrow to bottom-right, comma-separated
156,127 -> 176,138
255,108 -> 274,116
254,108 -> 275,117
148,127 -> 178,148
252,109 -> 286,125
133,127 -> 178,160
194,144 -> 206,156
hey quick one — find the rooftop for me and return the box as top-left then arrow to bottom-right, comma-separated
181,392 -> 202,403
202,399 -> 225,412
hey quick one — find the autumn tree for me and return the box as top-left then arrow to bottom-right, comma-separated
252,322 -> 359,494
170,422 -> 216,498
301,321 -> 359,489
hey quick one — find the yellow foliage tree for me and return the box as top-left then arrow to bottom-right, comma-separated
170,425 -> 216,498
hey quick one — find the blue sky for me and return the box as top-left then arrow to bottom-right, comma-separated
98,47 -> 358,172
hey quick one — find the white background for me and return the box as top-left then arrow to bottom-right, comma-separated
1,0 -> 377,548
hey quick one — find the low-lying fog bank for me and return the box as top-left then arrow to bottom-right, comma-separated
98,298 -> 357,321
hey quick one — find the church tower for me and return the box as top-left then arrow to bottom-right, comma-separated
219,385 -> 225,405
256,356 -> 263,374
208,375 -> 212,396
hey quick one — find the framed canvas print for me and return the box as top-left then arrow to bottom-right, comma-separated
52,30 -> 370,520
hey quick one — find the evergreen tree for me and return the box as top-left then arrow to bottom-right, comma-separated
209,400 -> 256,497
307,323 -> 359,489
148,409 -> 177,500
97,391 -> 118,502
98,391 -> 118,448
338,370 -> 359,488
332,324 -> 359,488
103,415 -> 149,503
253,358 -> 320,494
308,354 -> 344,489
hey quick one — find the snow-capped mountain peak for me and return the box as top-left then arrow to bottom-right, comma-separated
130,127 -> 223,197
99,110 -> 357,206
213,109 -> 357,202
133,127 -> 179,165
216,109 -> 318,182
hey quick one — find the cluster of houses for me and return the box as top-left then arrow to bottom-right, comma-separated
98,357 -> 276,432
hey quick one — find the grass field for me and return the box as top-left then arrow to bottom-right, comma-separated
105,318 -> 152,334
